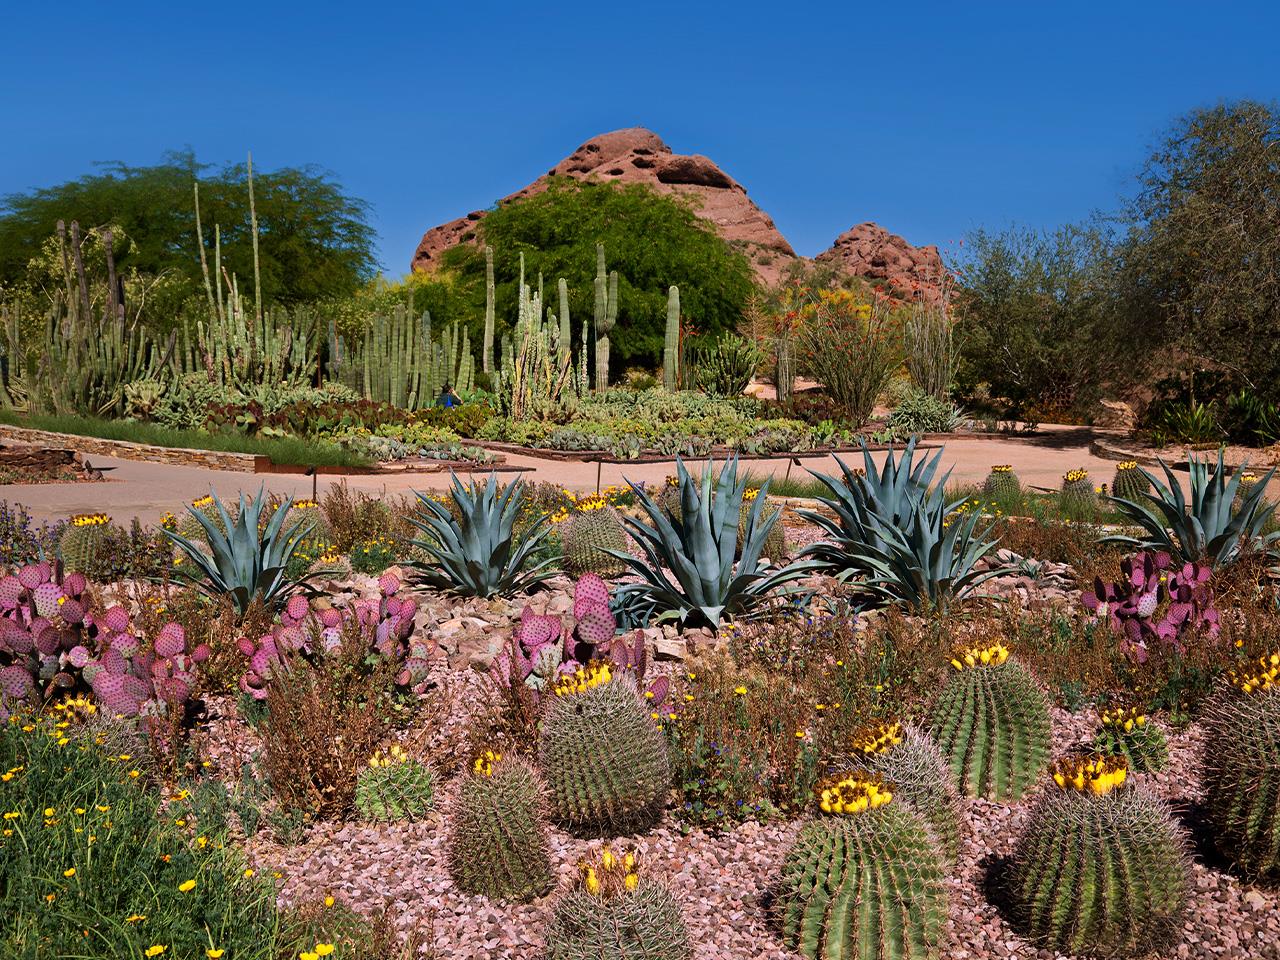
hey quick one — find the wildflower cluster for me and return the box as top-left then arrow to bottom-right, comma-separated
1064,469 -> 1090,484
1226,651 -> 1279,694
949,642 -> 1010,670
553,661 -> 614,697
550,485 -> 627,524
368,744 -> 409,769
815,773 -> 894,815
850,721 -> 902,756
70,513 -> 110,527
1051,754 -> 1128,795
575,844 -> 641,897
50,694 -> 97,723
472,750 -> 502,777
1116,461 -> 1140,471
989,464 -> 1013,473
1100,706 -> 1148,733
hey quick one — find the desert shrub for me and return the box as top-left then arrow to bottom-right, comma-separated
0,501 -> 65,567
885,387 -> 963,435
281,900 -> 432,960
904,297 -> 958,401
797,289 -> 903,425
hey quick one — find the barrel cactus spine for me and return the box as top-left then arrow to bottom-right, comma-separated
1060,468 -> 1099,518
545,844 -> 691,960
926,642 -> 1052,801
561,497 -> 630,578
1094,705 -> 1167,772
1111,460 -> 1151,503
1010,754 -> 1191,957
772,772 -> 949,959
1202,652 -> 1280,882
981,464 -> 1021,503
58,513 -> 113,576
355,744 -> 434,822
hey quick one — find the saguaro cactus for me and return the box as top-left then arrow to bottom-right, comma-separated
663,285 -> 680,391
593,243 -> 618,393
483,245 -> 496,374
558,277 -> 571,367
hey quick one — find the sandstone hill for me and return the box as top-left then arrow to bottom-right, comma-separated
411,127 -> 946,299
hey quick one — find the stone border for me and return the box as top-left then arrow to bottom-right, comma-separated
0,424 -> 259,472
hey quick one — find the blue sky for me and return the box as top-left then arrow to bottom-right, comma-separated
3,1 -> 1278,274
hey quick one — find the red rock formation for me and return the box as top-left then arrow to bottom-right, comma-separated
814,222 -> 948,303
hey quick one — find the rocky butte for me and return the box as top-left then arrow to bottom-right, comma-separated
411,127 -> 947,301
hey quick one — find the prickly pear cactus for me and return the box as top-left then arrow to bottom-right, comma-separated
1111,461 -> 1151,503
843,721 -> 961,861
1060,469 -> 1098,518
58,514 -> 113,577
927,643 -> 1052,801
546,844 -> 690,960
1093,705 -> 1167,773
445,750 -> 554,902
1202,653 -> 1280,882
772,773 -> 949,959
562,501 -> 629,578
539,667 -> 669,836
355,744 -> 434,822
1010,755 -> 1191,957
981,465 -> 1021,502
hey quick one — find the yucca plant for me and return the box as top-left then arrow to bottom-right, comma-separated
162,487 -> 313,615
408,473 -> 555,598
609,458 -> 818,628
1104,451 -> 1278,567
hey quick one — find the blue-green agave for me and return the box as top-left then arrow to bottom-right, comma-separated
609,457 -> 818,628
1104,451 -> 1279,567
162,487 -> 313,615
408,473 -> 555,598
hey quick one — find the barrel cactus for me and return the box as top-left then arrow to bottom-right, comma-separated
1111,461 -> 1151,503
545,845 -> 690,960
58,513 -> 113,577
981,464 -> 1021,502
1094,705 -> 1167,773
1060,468 -> 1098,518
772,773 -> 949,959
843,720 -> 961,861
1202,652 -> 1280,881
562,500 -> 630,578
355,744 -> 434,822
1010,754 -> 1191,957
538,665 -> 670,836
445,750 -> 555,902
176,494 -> 230,546
926,643 -> 1052,801
739,488 -> 786,560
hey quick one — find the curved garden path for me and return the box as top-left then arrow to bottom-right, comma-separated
4,426 -> 1147,524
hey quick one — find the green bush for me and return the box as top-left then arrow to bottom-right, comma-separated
885,388 -> 963,435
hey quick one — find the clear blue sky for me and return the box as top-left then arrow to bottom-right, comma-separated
3,0 -> 1277,274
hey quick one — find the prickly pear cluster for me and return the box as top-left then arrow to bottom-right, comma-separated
1094,705 -> 1167,772
545,844 -> 691,960
237,572 -> 429,699
354,744 -> 435,822
0,561 -> 206,720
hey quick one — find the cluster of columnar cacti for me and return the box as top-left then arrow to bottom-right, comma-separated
662,285 -> 680,392
1111,460 -> 1152,502
1202,652 -> 1280,881
1060,468 -> 1099,517
561,497 -> 630,578
538,666 -> 670,836
483,244 -> 497,374
593,243 -> 619,393
981,464 -> 1021,501
739,488 -> 787,561
57,513 -> 113,576
545,844 -> 691,960
843,721 -> 961,861
0,561 -> 207,721
354,743 -> 435,822
927,643 -> 1052,801
1009,754 -> 1191,957
772,772 -> 949,959
1094,705 -> 1167,772
236,572 -> 429,699
445,750 -> 555,902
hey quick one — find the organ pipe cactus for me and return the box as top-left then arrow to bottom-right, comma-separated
545,844 -> 691,960
926,643 -> 1052,801
593,242 -> 618,392
1202,653 -> 1280,881
771,773 -> 949,959
1009,755 -> 1191,957
662,285 -> 680,392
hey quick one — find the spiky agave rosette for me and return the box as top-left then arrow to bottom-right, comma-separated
1010,754 -> 1191,957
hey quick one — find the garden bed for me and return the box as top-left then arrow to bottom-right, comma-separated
472,439 -> 940,464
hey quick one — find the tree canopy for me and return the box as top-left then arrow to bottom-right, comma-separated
439,178 -> 758,370
0,150 -> 377,308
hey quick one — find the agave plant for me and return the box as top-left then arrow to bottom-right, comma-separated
162,487 -> 313,615
1104,451 -> 1279,567
609,458 -> 817,628
408,473 -> 555,598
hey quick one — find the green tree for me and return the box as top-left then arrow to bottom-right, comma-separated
440,178 -> 757,371
1120,100 -> 1280,400
0,150 -> 376,307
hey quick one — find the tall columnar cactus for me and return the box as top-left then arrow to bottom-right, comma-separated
483,244 -> 496,375
926,643 -> 1052,801
771,773 -> 949,960
1061,468 -> 1098,518
562,500 -> 630,579
981,464 -> 1021,502
662,285 -> 680,392
843,721 -> 961,861
1094,705 -> 1167,773
538,667 -> 669,836
339,305 -> 473,409
355,744 -> 435,822
446,750 -> 555,902
593,243 -> 618,393
1202,653 -> 1280,881
545,845 -> 691,960
558,276 -> 572,367
1112,460 -> 1152,503
58,513 -> 113,576
1010,755 -> 1191,957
